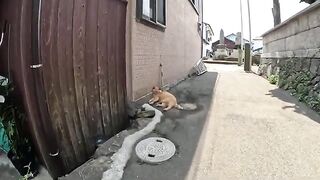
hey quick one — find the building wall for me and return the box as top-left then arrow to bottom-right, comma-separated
126,0 -> 202,100
203,43 -> 212,57
202,23 -> 213,57
262,2 -> 320,59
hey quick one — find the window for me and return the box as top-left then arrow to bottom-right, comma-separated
137,0 -> 166,27
189,0 -> 200,13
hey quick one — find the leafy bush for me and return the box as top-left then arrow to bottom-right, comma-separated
0,77 -> 30,156
268,74 -> 279,85
278,59 -> 320,114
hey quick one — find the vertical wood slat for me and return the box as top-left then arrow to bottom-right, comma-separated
72,0 -> 93,157
84,0 -> 104,141
41,0 -> 78,168
57,0 -> 88,164
97,0 -> 113,137
106,0 -> 119,133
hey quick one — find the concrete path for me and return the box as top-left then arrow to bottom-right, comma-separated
189,64 -> 320,180
59,70 -> 218,180
122,71 -> 218,180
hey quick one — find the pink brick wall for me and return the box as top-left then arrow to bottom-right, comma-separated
126,0 -> 202,100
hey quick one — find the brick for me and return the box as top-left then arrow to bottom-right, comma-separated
127,0 -> 202,100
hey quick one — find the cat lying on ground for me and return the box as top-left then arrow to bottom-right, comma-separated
148,86 -> 183,111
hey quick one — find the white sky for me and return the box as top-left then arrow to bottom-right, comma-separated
203,0 -> 309,41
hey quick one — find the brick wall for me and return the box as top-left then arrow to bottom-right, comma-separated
126,0 -> 202,100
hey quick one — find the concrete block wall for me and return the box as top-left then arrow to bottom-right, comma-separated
126,0 -> 202,100
259,2 -> 320,114
262,1 -> 320,57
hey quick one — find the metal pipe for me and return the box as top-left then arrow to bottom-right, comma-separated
247,0 -> 252,71
240,0 -> 244,52
201,0 -> 204,58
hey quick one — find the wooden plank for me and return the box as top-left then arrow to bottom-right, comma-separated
118,1 -> 128,128
106,0 -> 120,133
114,1 -> 127,129
40,0 -> 77,168
57,0 -> 88,165
25,0 -> 66,175
84,0 -> 104,142
72,0 -> 94,155
97,0 -> 113,137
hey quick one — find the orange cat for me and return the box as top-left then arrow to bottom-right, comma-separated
149,86 -> 183,111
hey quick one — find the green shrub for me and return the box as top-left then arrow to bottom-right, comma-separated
277,60 -> 320,114
268,74 -> 279,85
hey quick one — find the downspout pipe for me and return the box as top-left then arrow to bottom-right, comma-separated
200,0 -> 204,58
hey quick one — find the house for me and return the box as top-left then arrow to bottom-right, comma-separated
126,0 -> 203,100
252,37 -> 263,55
212,33 -> 250,51
0,0 -> 203,178
202,22 -> 214,58
212,33 -> 250,59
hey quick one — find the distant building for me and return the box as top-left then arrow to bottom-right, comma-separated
253,37 -> 263,55
202,23 -> 214,57
212,33 -> 250,51
212,33 -> 249,59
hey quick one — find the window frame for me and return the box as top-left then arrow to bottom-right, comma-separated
136,0 -> 167,29
189,0 -> 200,14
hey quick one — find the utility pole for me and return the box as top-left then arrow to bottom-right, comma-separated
272,0 -> 281,26
239,0 -> 244,66
246,0 -> 252,71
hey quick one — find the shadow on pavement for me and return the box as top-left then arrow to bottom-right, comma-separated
122,72 -> 218,180
267,88 -> 320,124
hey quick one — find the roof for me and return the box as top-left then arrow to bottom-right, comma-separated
253,47 -> 263,52
212,37 -> 237,49
226,33 -> 249,43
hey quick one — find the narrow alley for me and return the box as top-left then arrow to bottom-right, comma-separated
1,0 -> 319,179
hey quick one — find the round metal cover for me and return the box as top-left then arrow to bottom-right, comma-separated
135,137 -> 176,164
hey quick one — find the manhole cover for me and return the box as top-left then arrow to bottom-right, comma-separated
135,137 -> 176,164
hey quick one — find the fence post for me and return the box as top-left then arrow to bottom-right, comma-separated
244,43 -> 251,72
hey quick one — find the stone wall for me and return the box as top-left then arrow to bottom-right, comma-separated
260,2 -> 320,113
260,58 -> 320,113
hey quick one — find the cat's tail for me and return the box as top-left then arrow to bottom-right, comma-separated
175,104 -> 184,110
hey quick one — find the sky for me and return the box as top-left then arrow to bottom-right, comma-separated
203,0 -> 309,41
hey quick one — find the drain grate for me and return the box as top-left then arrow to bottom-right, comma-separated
135,137 -> 176,164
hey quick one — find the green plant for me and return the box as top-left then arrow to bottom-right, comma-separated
0,77 -> 29,157
0,76 -> 38,178
278,59 -> 320,114
20,162 -> 35,180
268,74 -> 279,85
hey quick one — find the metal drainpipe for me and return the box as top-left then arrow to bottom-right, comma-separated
200,0 -> 204,58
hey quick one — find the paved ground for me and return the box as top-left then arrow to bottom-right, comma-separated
188,64 -> 320,180
60,70 -> 218,180
122,72 -> 218,180
3,63 -> 320,180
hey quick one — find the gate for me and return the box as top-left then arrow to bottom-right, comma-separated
0,0 -> 128,178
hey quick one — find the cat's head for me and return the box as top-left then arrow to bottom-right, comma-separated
152,86 -> 162,94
